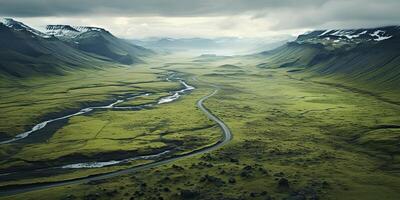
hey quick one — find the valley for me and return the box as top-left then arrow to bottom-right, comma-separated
0,16 -> 399,200
0,53 -> 399,199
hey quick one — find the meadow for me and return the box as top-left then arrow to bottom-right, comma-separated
1,55 -> 400,200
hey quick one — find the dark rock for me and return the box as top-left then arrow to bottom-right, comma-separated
201,154 -> 214,161
180,189 -> 200,199
161,176 -> 171,182
200,175 -> 225,186
228,177 -> 236,184
286,194 -> 306,200
84,193 -> 100,200
172,164 -> 185,171
243,165 -> 253,171
322,181 -> 329,188
240,171 -> 252,178
134,191 -> 144,196
198,162 -> 213,168
206,163 -> 214,168
274,172 -> 285,177
259,167 -> 269,175
264,195 -> 273,200
278,178 -> 290,189
105,189 -> 118,197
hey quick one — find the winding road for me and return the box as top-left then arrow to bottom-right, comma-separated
0,81 -> 232,197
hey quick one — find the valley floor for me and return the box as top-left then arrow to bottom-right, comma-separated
0,55 -> 400,200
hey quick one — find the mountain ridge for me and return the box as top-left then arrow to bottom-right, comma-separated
296,26 -> 400,46
45,25 -> 110,39
45,23 -> 154,64
256,25 -> 400,101
0,18 -> 52,39
0,18 -> 153,77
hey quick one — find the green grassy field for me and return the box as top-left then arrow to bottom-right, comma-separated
1,55 -> 400,200
0,65 -> 159,138
0,59 -> 220,185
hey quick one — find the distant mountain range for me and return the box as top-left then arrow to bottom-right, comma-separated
2,17 -> 399,93
257,26 -> 400,91
0,18 -> 153,77
131,37 -> 293,56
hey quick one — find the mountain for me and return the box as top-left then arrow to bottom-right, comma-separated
0,18 -> 112,77
131,37 -> 228,55
46,25 -> 153,64
0,18 -> 51,39
0,18 -> 153,77
131,37 -> 292,56
296,27 -> 399,44
257,26 -> 400,93
45,25 -> 82,38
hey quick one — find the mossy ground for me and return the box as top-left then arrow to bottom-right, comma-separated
1,55 -> 400,200
0,61 -> 219,185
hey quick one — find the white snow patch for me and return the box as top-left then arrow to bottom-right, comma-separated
46,25 -> 106,38
46,25 -> 81,38
1,18 -> 51,38
344,31 -> 367,39
74,26 -> 105,33
318,30 -> 332,36
370,30 -> 393,41
375,35 -> 392,41
330,30 -> 354,37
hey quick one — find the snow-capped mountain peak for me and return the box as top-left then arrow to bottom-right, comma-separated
0,18 -> 51,38
45,25 -> 108,38
46,25 -> 81,38
297,26 -> 399,45
73,26 -> 106,33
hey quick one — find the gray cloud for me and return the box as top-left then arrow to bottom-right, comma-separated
0,0 -> 328,17
1,0 -> 399,38
265,0 -> 400,29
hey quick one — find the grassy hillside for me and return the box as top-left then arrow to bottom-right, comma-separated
69,28 -> 154,65
0,24 -> 111,77
254,27 -> 400,103
0,19 -> 154,78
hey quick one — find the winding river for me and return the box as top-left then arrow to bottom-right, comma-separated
0,76 -> 194,145
0,76 -> 232,197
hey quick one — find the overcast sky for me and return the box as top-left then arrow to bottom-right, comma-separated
0,0 -> 399,39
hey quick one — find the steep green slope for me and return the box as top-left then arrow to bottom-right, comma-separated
0,19 -> 154,78
47,25 -> 154,65
255,26 -> 400,101
0,21 -> 112,77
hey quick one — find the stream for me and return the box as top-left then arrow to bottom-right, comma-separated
0,77 -> 233,197
0,76 -> 195,146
